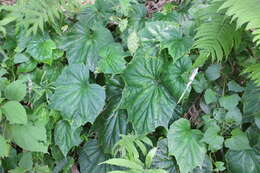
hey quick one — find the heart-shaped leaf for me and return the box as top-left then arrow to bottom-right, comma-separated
50,64 -> 106,125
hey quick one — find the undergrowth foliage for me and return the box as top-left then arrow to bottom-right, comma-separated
0,0 -> 260,173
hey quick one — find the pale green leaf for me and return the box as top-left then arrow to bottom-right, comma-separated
5,80 -> 26,101
225,129 -> 252,151
102,159 -> 143,170
219,94 -> 241,110
19,152 -> 33,170
205,64 -> 221,81
204,89 -> 218,104
2,101 -> 27,125
167,118 -> 206,173
127,31 -> 139,55
0,135 -> 10,158
9,123 -> 48,153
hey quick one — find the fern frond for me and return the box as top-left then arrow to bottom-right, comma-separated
243,63 -> 260,86
193,1 -> 241,67
218,0 -> 260,46
0,0 -> 81,36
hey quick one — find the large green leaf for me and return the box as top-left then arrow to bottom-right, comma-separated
94,108 -> 127,154
122,56 -> 177,134
4,80 -> 26,101
97,43 -> 127,74
161,56 -> 192,99
54,120 -> 82,156
50,64 -> 106,125
2,101 -> 27,124
242,82 -> 260,116
8,123 -> 48,153
77,0 -> 115,25
226,147 -> 260,173
152,139 -> 179,173
26,34 -> 56,65
60,22 -> 114,71
162,36 -> 193,62
167,118 -> 206,173
138,21 -> 191,60
79,139 -> 116,173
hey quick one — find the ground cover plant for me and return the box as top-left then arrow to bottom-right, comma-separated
0,0 -> 260,172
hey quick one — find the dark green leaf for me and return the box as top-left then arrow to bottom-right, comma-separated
192,155 -> 213,173
26,34 -> 56,64
79,139 -> 116,173
54,120 -> 82,156
226,147 -> 260,173
50,64 -> 106,125
242,82 -> 260,116
152,139 -> 179,173
60,22 -> 114,71
122,56 -> 177,134
161,56 -> 192,99
98,43 -> 126,74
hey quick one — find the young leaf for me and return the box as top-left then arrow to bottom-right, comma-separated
2,101 -> 27,125
4,80 -> 26,101
127,31 -> 139,55
167,118 -> 206,173
50,64 -> 106,125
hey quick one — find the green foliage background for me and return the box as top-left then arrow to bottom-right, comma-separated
0,0 -> 260,172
